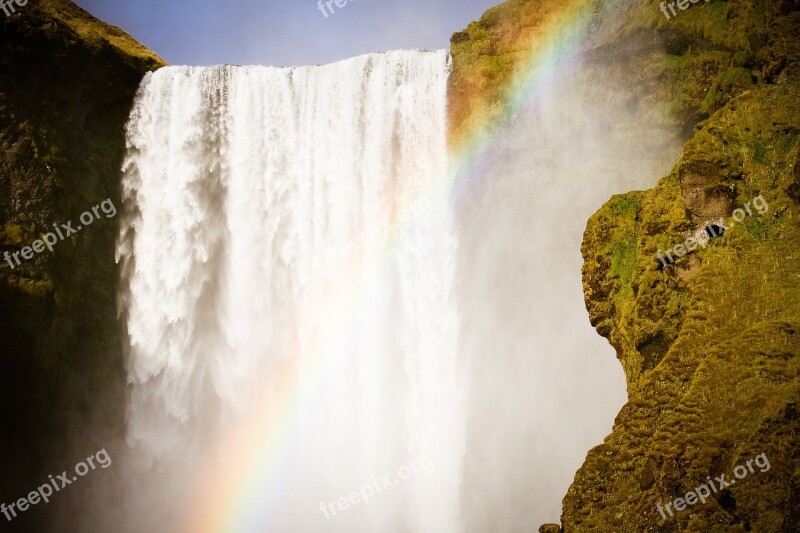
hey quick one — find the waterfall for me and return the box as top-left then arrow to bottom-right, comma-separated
117,50 -> 462,533
110,44 -> 678,533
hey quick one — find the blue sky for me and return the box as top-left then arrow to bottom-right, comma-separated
74,0 -> 501,67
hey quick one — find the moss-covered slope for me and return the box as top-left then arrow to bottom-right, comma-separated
572,2 -> 800,531
2,0 -> 798,530
448,0 -> 591,138
0,1 -> 163,528
450,0 -> 799,531
576,82 -> 800,533
578,1 -> 800,531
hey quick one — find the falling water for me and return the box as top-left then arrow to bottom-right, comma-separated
117,50 -> 461,533
107,42 -> 679,533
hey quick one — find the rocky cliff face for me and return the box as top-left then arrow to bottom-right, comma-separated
573,2 -> 800,530
0,1 -> 163,529
450,0 -> 799,531
575,83 -> 800,533
3,0 -> 798,531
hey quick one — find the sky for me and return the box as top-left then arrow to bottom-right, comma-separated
73,0 -> 502,67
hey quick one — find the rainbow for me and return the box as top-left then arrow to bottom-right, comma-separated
183,2 -> 594,531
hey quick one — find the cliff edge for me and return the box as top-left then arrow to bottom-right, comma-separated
0,1 -> 163,529
450,0 -> 800,531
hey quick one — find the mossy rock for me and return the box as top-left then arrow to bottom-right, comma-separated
0,0 -> 165,520
447,0 -> 800,531
571,37 -> 800,533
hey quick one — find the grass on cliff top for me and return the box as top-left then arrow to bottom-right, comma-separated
448,0 -> 596,137
40,0 -> 165,68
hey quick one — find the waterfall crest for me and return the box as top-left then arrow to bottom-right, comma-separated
113,44 -> 677,532
117,50 -> 462,533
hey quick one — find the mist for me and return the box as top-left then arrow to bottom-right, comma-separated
57,9 -> 683,533
455,50 -> 680,528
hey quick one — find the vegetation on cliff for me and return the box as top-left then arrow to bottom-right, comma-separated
578,82 -> 800,532
450,0 -> 799,531
0,1 -> 163,529
448,0 -> 591,138
2,0 -> 797,530
576,1 -> 800,531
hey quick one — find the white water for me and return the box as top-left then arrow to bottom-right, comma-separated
117,50 -> 461,533
110,45 -> 678,532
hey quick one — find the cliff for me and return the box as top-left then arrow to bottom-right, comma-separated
0,1 -> 164,528
2,0 -> 798,531
573,1 -> 800,530
450,0 -> 799,531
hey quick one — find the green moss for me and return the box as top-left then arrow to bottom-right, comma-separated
750,140 -> 769,164
40,0 -> 165,68
574,83 -> 800,531
778,132 -> 799,153
701,66 -> 756,115
448,0 -> 594,137
609,241 -> 637,283
0,0 -> 165,509
0,222 -> 27,245
744,217 -> 768,239
663,54 -> 692,71
610,195 -> 641,216
13,277 -> 54,297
